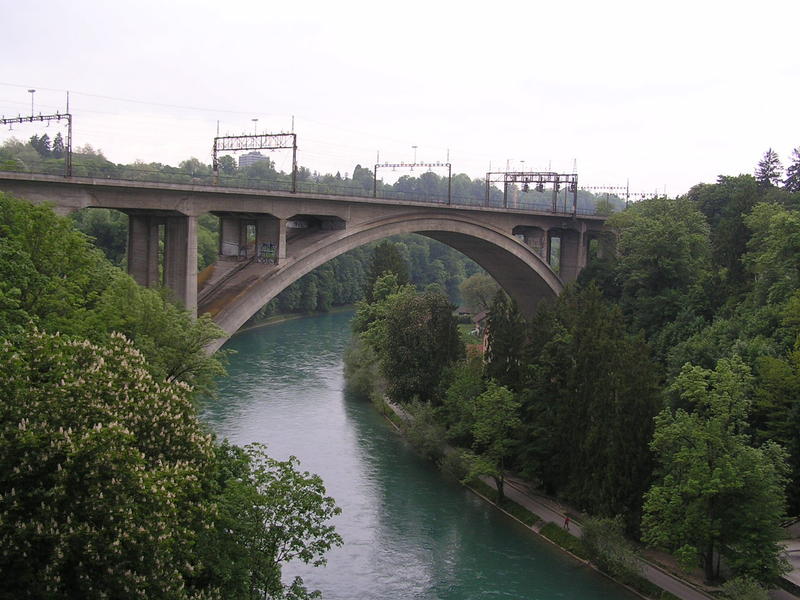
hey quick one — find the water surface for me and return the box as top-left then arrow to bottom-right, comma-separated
202,312 -> 636,600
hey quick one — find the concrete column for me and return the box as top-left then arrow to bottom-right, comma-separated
577,223 -> 588,271
533,227 -> 548,259
559,229 -> 581,283
277,218 -> 287,260
546,230 -> 557,269
163,215 -> 198,316
219,216 -> 241,257
127,214 -> 159,287
254,216 -> 284,262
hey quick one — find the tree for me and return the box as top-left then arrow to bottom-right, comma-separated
364,240 -> 409,302
784,147 -> 800,193
0,193 -> 226,394
29,133 -> 51,157
0,330 -> 216,598
0,330 -> 343,600
688,175 -> 762,298
609,196 -> 712,350
218,154 -> 237,175
440,357 -> 485,447
520,285 -> 660,528
458,272 -> 499,313
642,357 -> 789,584
465,381 -> 520,501
179,157 -> 210,178
582,516 -> 642,581
755,148 -> 783,187
70,207 -> 129,266
51,132 -> 65,158
743,202 -> 800,305
485,291 -> 527,391
362,283 -> 463,403
720,577 -> 770,600
199,442 -> 342,600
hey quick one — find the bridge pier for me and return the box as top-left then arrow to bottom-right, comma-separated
548,222 -> 589,283
218,214 -> 286,261
127,213 -> 197,316
128,214 -> 160,287
256,217 -> 286,260
164,215 -> 197,316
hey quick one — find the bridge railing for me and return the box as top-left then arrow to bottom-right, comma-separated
0,165 -> 607,216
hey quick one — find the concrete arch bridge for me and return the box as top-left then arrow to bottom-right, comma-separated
0,173 -> 609,352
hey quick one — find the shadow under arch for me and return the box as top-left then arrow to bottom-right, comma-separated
207,213 -> 564,353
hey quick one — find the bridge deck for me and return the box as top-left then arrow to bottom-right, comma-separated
0,171 -> 606,219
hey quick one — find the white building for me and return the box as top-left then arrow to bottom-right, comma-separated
238,151 -> 269,169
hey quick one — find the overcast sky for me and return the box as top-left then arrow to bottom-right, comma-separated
2,0 -> 798,195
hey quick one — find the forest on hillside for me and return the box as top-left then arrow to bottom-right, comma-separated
344,147 -> 800,594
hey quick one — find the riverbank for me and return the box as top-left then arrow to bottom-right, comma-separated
376,398 -> 719,600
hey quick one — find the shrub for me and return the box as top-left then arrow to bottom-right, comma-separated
720,576 -> 770,600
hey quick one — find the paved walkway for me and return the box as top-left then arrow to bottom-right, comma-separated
480,476 -> 796,600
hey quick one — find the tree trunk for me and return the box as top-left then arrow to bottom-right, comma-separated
703,543 -> 717,583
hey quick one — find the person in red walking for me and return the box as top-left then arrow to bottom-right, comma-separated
563,516 -> 570,530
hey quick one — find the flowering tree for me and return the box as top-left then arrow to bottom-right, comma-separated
0,330 -> 216,598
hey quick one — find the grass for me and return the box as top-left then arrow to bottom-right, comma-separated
371,395 -> 405,429
539,522 -> 589,560
468,479 -> 542,528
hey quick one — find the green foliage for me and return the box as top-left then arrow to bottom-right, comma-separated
364,240 -> 409,302
539,522 -> 588,559
0,330 -> 215,599
0,193 -> 226,394
688,174 -> 761,298
485,291 -> 527,391
70,207 -> 129,266
465,381 -> 520,500
755,148 -> 783,188
199,442 -> 342,600
403,401 -> 447,462
360,280 -> 464,403
720,576 -> 770,600
610,196 -> 712,345
0,195 -> 343,599
82,275 -> 227,394
785,147 -> 800,193
642,357 -> 789,583
458,272 -> 499,313
581,516 -> 642,581
439,358 -> 485,447
520,285 -> 660,529
743,202 -> 800,305
0,193 -> 116,335
753,345 -> 800,514
343,334 -> 381,400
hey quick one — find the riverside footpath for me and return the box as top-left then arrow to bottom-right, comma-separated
381,399 -> 797,600
477,475 -> 798,600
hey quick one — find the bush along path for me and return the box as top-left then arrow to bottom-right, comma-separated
478,474 -> 798,600
380,398 -> 711,600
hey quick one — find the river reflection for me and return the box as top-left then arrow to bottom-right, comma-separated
202,311 -> 637,600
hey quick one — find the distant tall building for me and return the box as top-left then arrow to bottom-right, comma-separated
238,151 -> 269,169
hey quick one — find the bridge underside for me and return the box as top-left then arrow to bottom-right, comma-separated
197,214 -> 565,353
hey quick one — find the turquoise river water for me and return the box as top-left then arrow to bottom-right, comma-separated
201,311 -> 637,600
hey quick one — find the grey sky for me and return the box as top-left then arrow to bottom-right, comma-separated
2,0 -> 798,195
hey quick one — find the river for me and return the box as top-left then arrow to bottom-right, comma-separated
201,311 -> 637,600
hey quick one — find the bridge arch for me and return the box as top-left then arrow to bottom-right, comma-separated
206,212 -> 563,352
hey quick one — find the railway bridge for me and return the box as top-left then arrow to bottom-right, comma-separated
0,172 -> 608,351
